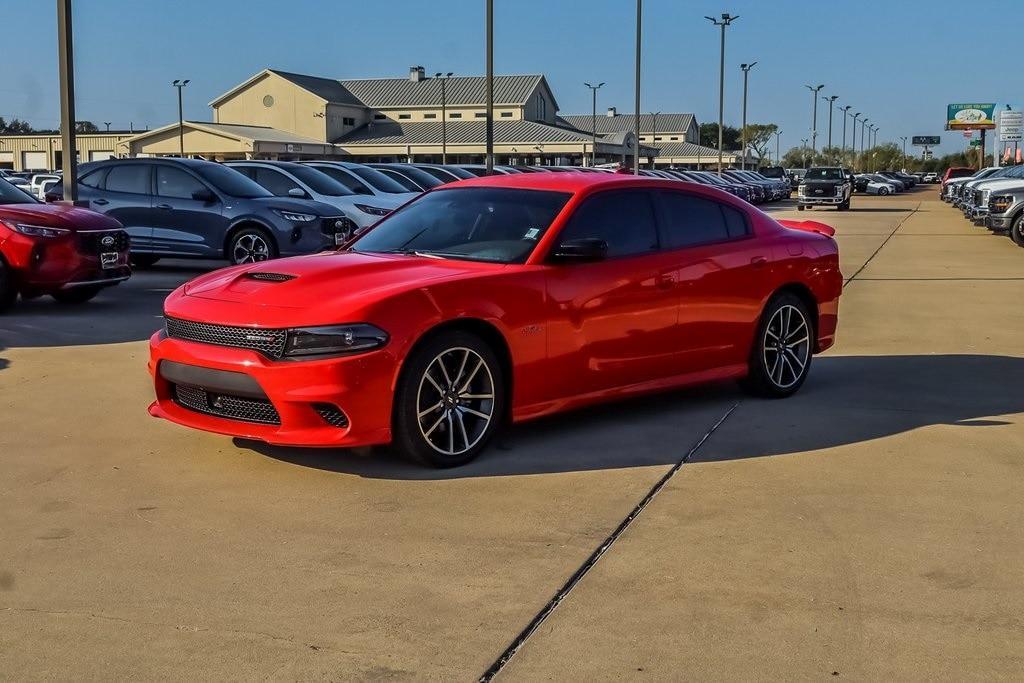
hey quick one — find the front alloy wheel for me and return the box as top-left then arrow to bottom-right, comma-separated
1012,214 -> 1024,248
742,293 -> 814,398
229,229 -> 276,265
394,331 -> 505,467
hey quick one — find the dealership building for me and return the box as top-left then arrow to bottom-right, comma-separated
0,66 -> 753,170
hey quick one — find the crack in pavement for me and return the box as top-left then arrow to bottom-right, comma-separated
479,402 -> 741,681
843,201 -> 922,286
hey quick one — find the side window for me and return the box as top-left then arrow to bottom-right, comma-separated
104,164 -> 151,195
657,191 -> 747,249
558,190 -> 659,258
254,168 -> 302,196
312,166 -> 372,194
80,168 -> 108,188
156,166 -> 208,199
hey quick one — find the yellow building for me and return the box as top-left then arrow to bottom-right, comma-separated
0,132 -> 135,171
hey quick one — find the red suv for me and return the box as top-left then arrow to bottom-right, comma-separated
0,178 -> 130,311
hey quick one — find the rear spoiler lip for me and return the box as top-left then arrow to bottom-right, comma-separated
777,219 -> 836,238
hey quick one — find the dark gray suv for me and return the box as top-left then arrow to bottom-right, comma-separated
48,158 -> 352,266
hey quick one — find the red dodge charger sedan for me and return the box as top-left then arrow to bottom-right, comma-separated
0,178 -> 130,311
149,173 -> 841,466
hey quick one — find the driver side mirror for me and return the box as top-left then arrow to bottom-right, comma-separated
551,238 -> 608,263
287,187 -> 309,198
192,188 -> 217,203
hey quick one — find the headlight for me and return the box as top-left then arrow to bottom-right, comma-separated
990,195 -> 1014,214
273,209 -> 317,222
354,204 -> 391,216
9,222 -> 69,238
283,323 -> 389,358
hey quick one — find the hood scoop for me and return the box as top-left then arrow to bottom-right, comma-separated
243,272 -> 296,282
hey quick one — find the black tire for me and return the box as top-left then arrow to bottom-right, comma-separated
130,254 -> 161,268
392,330 -> 506,467
51,286 -> 102,305
838,198 -> 850,211
797,204 -> 806,211
879,187 -> 889,196
1011,214 -> 1024,248
228,226 -> 278,266
741,292 -> 814,398
0,258 -> 17,313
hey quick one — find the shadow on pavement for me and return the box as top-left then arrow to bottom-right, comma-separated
239,353 -> 1024,480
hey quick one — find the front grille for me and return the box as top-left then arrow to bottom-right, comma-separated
165,317 -> 287,358
314,403 -> 349,428
78,230 -> 129,254
173,384 -> 281,425
321,216 -> 356,239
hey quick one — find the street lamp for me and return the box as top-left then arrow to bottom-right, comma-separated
823,95 -> 838,156
773,129 -> 782,166
860,117 -> 869,159
433,72 -> 453,164
103,122 -> 111,132
634,0 -> 643,175
800,137 -> 809,169
706,12 -> 739,175
485,0 -> 494,173
839,105 -> 852,154
650,111 -> 660,169
740,61 -> 757,169
899,135 -> 907,171
172,79 -> 190,157
805,84 -> 824,152
851,112 -> 861,169
584,82 -> 605,166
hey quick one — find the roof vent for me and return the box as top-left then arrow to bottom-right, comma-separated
607,106 -> 617,117
244,272 -> 296,282
409,65 -> 426,82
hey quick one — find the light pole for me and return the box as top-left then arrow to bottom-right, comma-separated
706,13 -> 739,175
634,0 -> 643,175
823,95 -> 838,157
650,111 -> 660,169
899,135 -> 907,171
103,121 -> 111,132
805,84 -> 824,152
740,61 -> 756,169
434,72 -> 453,164
773,129 -> 782,166
584,82 -> 605,166
860,117 -> 868,161
839,105 -> 852,154
172,79 -> 189,158
485,0 -> 494,173
801,138 -> 809,168
57,0 -> 78,201
851,112 -> 861,169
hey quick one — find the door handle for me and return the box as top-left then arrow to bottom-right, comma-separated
93,199 -> 108,205
750,256 -> 768,267
655,272 -> 676,290
155,204 -> 172,210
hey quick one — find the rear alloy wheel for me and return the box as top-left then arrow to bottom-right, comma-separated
51,286 -> 102,305
742,293 -> 814,398
1012,214 -> 1024,248
0,258 -> 17,313
394,331 -> 505,467
229,228 -> 277,265
879,187 -> 889,196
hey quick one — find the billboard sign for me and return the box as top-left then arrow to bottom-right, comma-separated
998,110 -> 1023,141
946,103 -> 997,130
912,136 -> 940,146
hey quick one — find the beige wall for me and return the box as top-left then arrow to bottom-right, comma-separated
370,107 -> 523,124
124,127 -> 251,156
0,133 -> 134,170
213,72 -> 328,141
326,103 -> 369,141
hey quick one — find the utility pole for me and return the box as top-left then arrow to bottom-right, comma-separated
706,13 -> 739,175
57,0 -> 78,201
584,82 -> 604,166
434,72 -> 453,164
824,95 -> 838,156
634,0 -> 643,174
805,84 -> 824,152
172,79 -> 189,157
740,61 -> 756,169
484,0 -> 494,173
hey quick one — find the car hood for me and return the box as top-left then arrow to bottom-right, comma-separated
179,249 -> 495,315
361,193 -> 419,210
972,178 -> 1024,192
0,202 -> 122,231
246,196 -> 341,216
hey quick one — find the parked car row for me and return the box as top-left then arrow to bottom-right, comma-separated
853,170 -> 918,195
941,164 -> 1024,247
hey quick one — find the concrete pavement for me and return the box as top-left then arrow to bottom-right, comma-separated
2,187 -> 1022,680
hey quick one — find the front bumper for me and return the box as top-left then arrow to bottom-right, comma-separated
986,213 -> 1014,230
798,195 -> 843,205
3,230 -> 131,292
148,331 -> 398,448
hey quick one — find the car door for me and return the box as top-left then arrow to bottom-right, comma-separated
653,189 -> 770,373
94,164 -> 155,250
543,189 -> 684,395
150,164 -> 226,256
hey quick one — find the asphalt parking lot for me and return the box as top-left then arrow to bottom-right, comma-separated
2,186 -> 1023,679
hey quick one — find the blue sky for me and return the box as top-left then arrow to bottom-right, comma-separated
2,0 -> 1022,156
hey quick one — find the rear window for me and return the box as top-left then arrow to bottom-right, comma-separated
656,191 -> 748,249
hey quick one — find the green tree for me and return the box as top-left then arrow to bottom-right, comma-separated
0,117 -> 37,134
741,123 -> 778,162
75,121 -> 99,133
700,122 -> 741,150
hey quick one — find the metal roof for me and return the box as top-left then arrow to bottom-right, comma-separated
336,119 -> 598,146
123,121 -> 328,145
338,75 -> 550,109
560,113 -> 696,135
268,70 -> 363,106
655,141 -> 748,159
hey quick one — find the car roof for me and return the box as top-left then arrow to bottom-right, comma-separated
435,171 -> 717,194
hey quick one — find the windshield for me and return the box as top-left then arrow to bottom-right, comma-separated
286,165 -> 354,196
382,165 -> 443,189
804,168 -> 843,181
351,187 -> 571,263
195,164 -> 272,198
0,177 -> 40,204
347,165 -> 411,194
